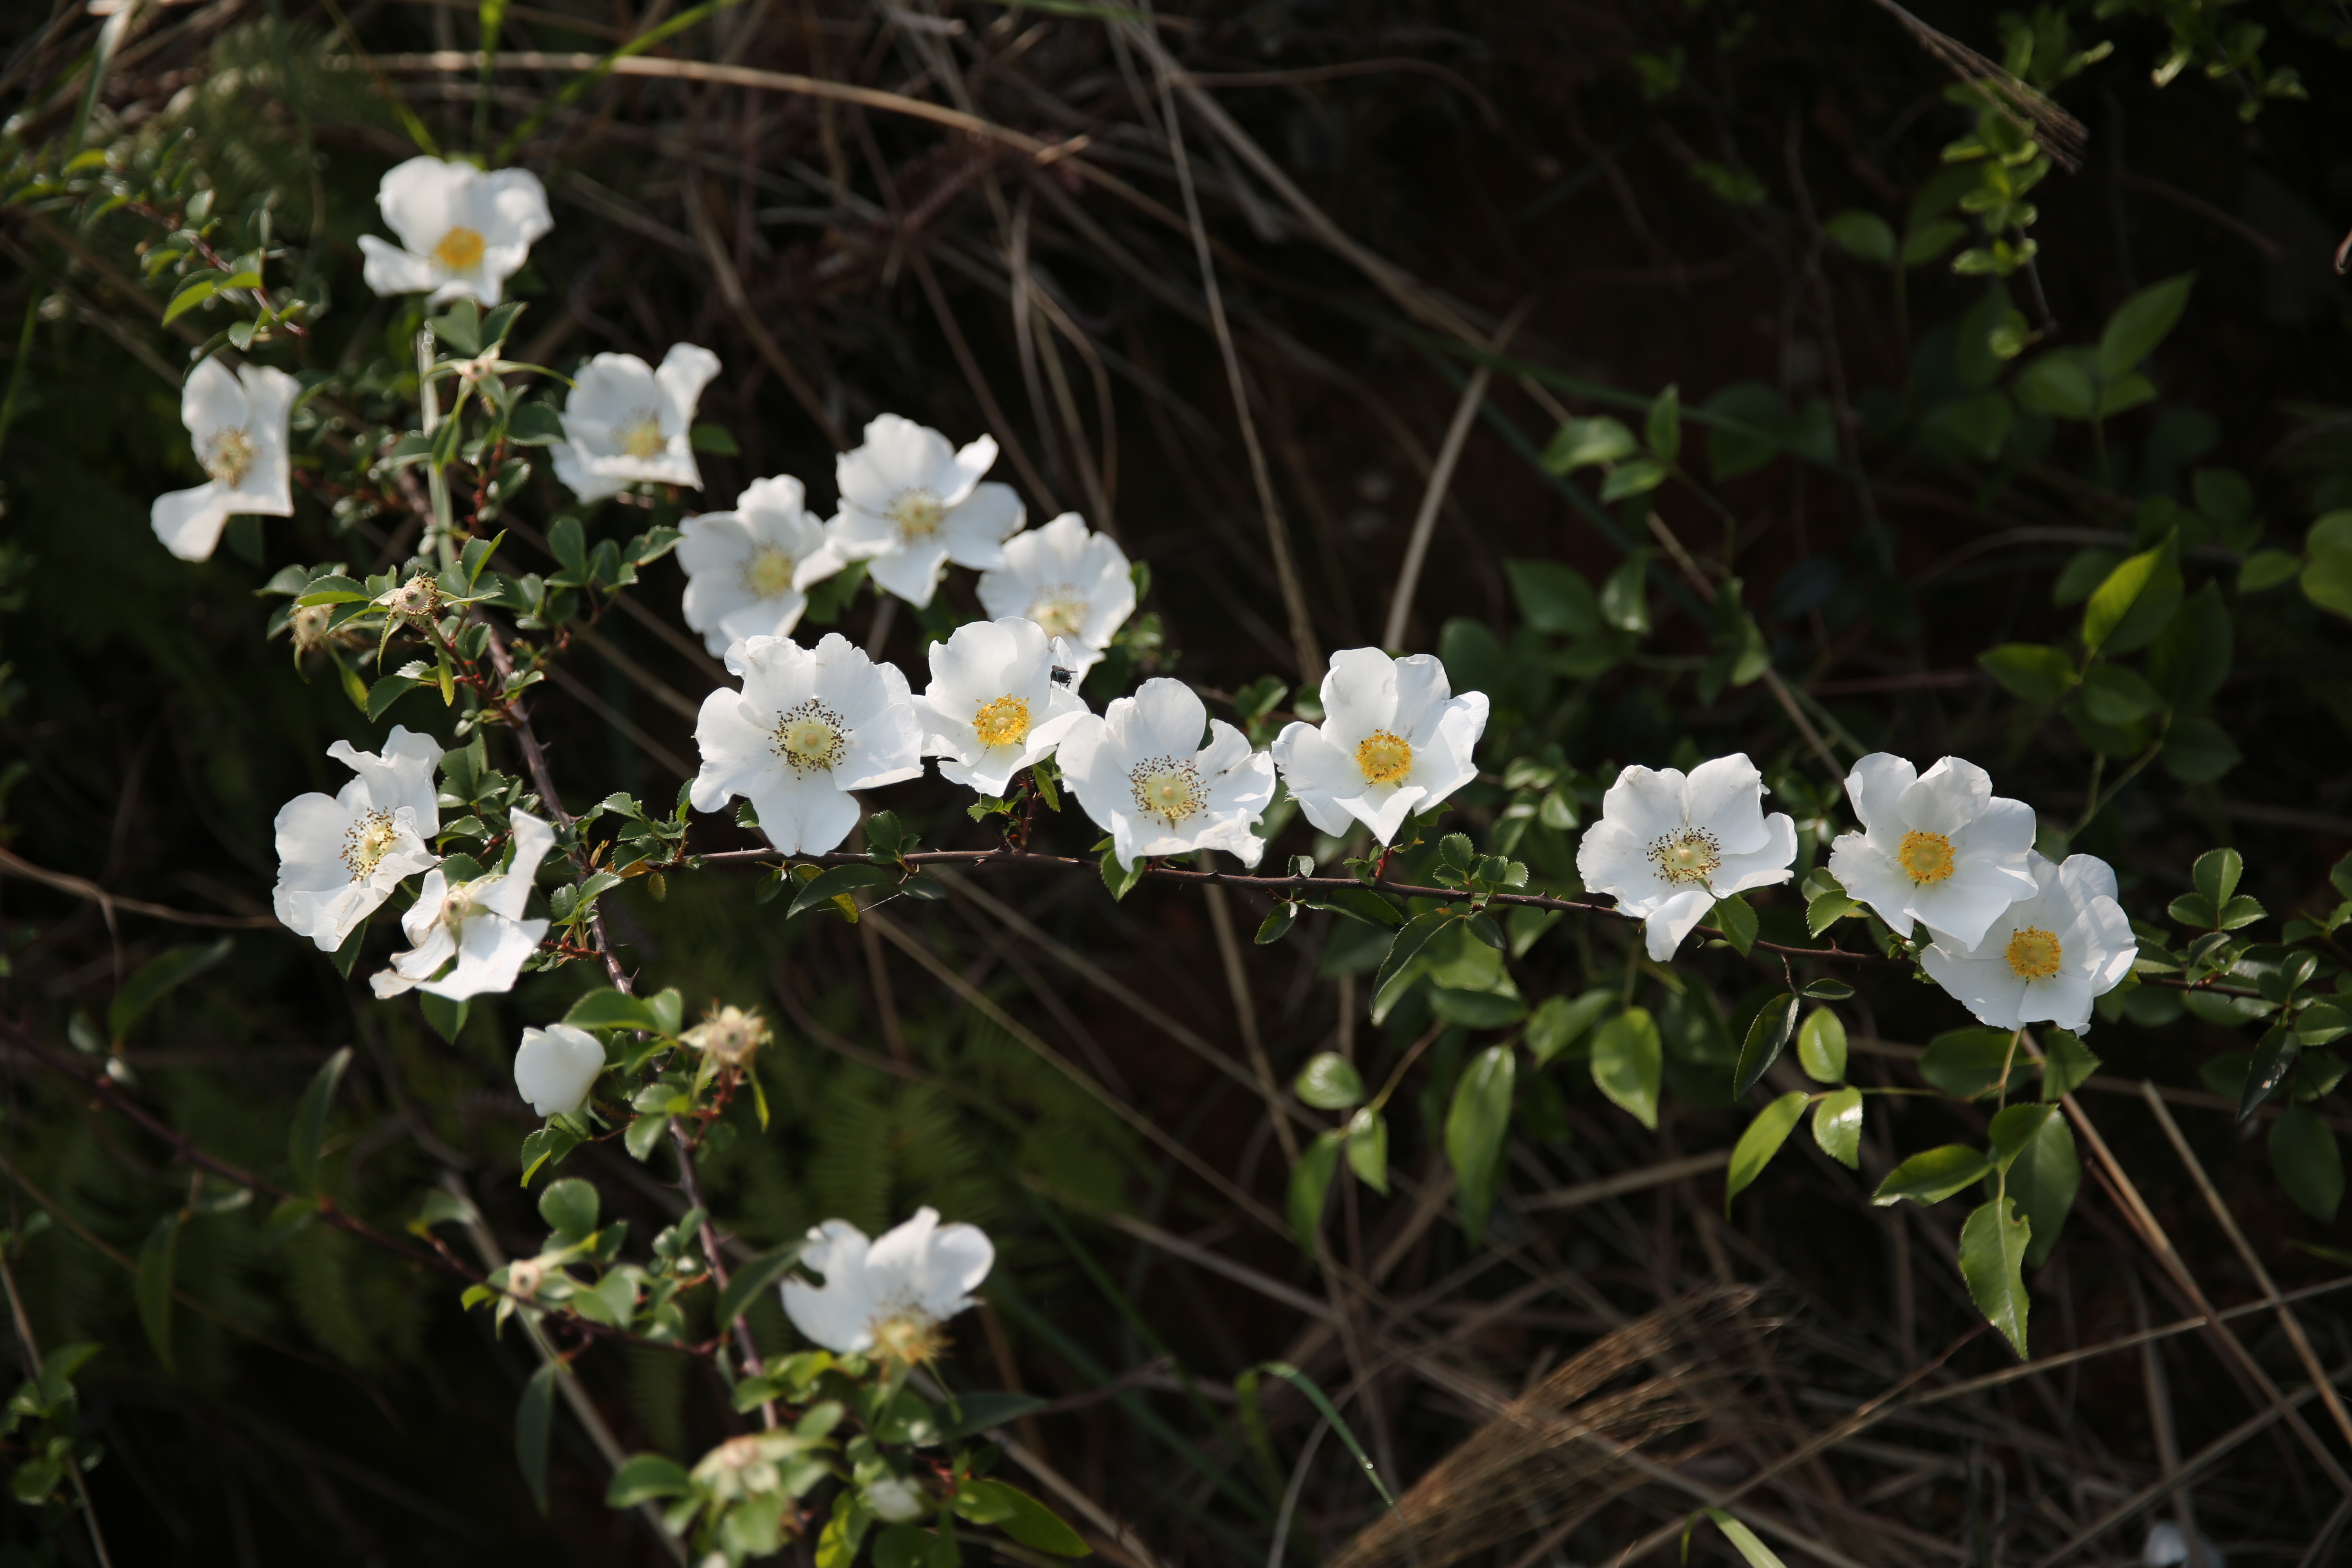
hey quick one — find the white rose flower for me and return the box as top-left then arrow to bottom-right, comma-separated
371,810 -> 555,1001
1269,646 -> 1490,847
550,344 -> 722,503
271,725 -> 443,951
1826,753 -> 2039,947
1575,754 -> 1799,962
780,1207 -> 993,1364
513,1023 -> 605,1118
676,475 -> 843,657
1919,852 -> 2136,1032
974,512 -> 1134,681
151,358 -> 298,562
863,1476 -> 929,1524
1057,677 -> 1275,870
357,155 -> 552,307
688,633 -> 924,855
827,414 -> 1024,608
912,617 -> 1089,797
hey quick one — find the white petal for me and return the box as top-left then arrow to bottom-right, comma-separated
1319,647 -> 1399,742
1842,752 -> 1918,835
419,914 -> 545,1000
550,439 -> 624,502
1118,678 -> 1207,760
866,540 -> 950,607
1268,723 -> 1356,837
783,1220 -> 880,1353
514,1024 -> 605,1117
940,434 -> 1000,508
1901,755 -> 1998,837
1825,833 -> 1919,938
748,772 -> 861,855
1389,653 -> 1455,744
358,234 -> 442,298
836,414 -> 956,511
151,483 -> 231,561
939,482 -> 1024,570
180,356 -> 248,437
656,343 -> 721,428
1920,943 -> 2030,1030
1682,753 -> 1769,855
1712,813 -> 1798,896
1643,888 -> 1715,961
1577,821 -> 1673,916
1596,764 -> 1688,848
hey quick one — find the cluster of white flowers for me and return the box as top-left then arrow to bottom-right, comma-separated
1577,749 -> 2133,1032
689,635 -> 1490,869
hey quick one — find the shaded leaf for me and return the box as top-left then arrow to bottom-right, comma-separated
1725,1092 -> 1808,1211
1959,1198 -> 2033,1357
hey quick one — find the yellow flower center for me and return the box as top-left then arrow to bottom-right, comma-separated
1024,586 -> 1087,640
1897,830 -> 1957,885
432,225 -> 486,271
1354,730 -> 1413,786
889,490 -> 945,541
773,699 -> 848,774
1649,829 -> 1720,887
972,694 -> 1031,748
742,544 -> 798,599
2005,926 -> 2063,980
868,1310 -> 947,1368
341,810 -> 400,878
615,408 -> 665,461
203,426 -> 256,487
1129,756 -> 1204,827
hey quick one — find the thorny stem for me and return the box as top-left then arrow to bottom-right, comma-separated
125,199 -> 307,340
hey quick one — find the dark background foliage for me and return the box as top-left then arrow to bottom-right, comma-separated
4,0 -> 2352,1563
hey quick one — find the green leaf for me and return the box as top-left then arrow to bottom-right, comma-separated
2272,1105 -> 2343,1221
1599,457 -> 1669,502
2241,1025 -> 2301,1121
689,421 -> 740,454
430,297 -> 482,356
419,992 -> 468,1045
2194,847 -> 2243,908
2078,664 -> 2164,726
538,1176 -> 599,1240
1371,911 -> 1458,1024
1987,1103 -> 2055,1171
1304,887 -> 1404,928
289,1046 -> 354,1193
1644,383 -> 1682,464
161,276 -> 219,325
1590,1008 -> 1662,1130
2038,1029 -> 2100,1100
2002,1109 -> 2080,1268
2303,510 -> 2352,619
1601,556 -> 1650,635
1804,888 -> 1860,936
1811,1087 -> 1863,1169
1098,842 -> 1145,902
1959,1197 -> 2033,1357
1695,1508 -> 1789,1568
2082,535 -> 2182,657
1733,993 -> 1798,1097
1824,209 -> 1896,264
1526,989 -> 1613,1066
1446,1045 -> 1517,1244
517,1361 -> 561,1515
933,1392 -> 1050,1445
562,987 -> 682,1037
788,862 -> 897,919
960,1481 -> 1088,1557
2240,549 -> 2302,594
1711,893 -> 1758,957
1254,903 -> 1299,945
507,401 -> 565,446
136,1213 -> 180,1372
1288,1130 -> 1342,1250
2097,272 -> 2193,380
2013,353 -> 2097,420
108,938 -> 232,1043
1294,1053 -> 1366,1110
716,1242 -> 803,1330
1241,1360 -> 1395,1507
1725,1092 -> 1809,1212
1504,560 -> 1601,637
1795,1007 -> 1846,1084
1541,415 -> 1638,473
2163,716 -> 2243,784
1978,644 -> 2075,703
606,1452 -> 694,1507
1345,1109 -> 1390,1194
1872,1145 -> 1994,1206
1920,1028 -> 2018,1100
2146,582 -> 2232,713
2299,1000 -> 2352,1047
1902,217 -> 1967,266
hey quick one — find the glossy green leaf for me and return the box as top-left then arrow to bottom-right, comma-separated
2002,1109 -> 2080,1268
1590,1008 -> 1662,1130
1795,1007 -> 1846,1084
2302,511 -> 2352,619
1644,383 -> 1682,464
1872,1145 -> 1994,1207
1541,415 -> 1638,473
1733,993 -> 1798,1097
538,1176 -> 599,1239
1919,1028 -> 2018,1100
1345,1109 -> 1389,1194
1697,1507 -> 1790,1568
606,1452 -> 694,1507
2241,1025 -> 2300,1122
716,1242 -> 803,1331
1526,989 -> 1613,1066
1811,1087 -> 1862,1169
1805,889 -> 1860,935
1987,1103 -> 2054,1171
2038,1029 -> 2100,1100
1959,1197 -> 2033,1357
1725,1092 -> 1808,1212
1294,1052 -> 1366,1110
289,1046 -> 354,1193
2272,1105 -> 2343,1221
1370,910 -> 1457,1024
962,1480 -> 1088,1556
1711,893 -> 1758,957
1254,902 -> 1299,944
1446,1045 -> 1516,1245
1978,643 -> 2075,703
1304,886 -> 1404,928
2082,535 -> 2182,657
788,862 -> 896,919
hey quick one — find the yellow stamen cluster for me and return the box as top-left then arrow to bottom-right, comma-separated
1649,829 -> 1721,887
1354,730 -> 1414,786
1896,830 -> 1957,885
867,1310 -> 948,1368
341,810 -> 401,878
1129,756 -> 1205,826
2004,926 -> 2063,980
972,694 -> 1032,748
889,490 -> 945,541
1025,586 -> 1087,640
742,544 -> 798,599
773,699 -> 849,774
433,225 -> 487,271
203,426 -> 256,487
614,408 -> 665,461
